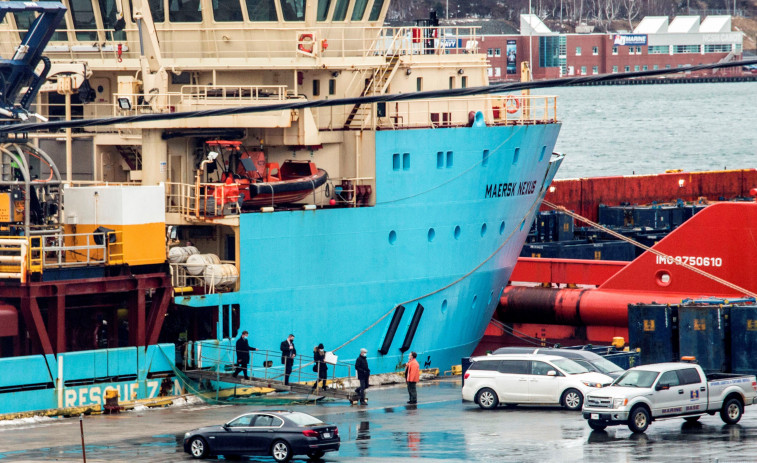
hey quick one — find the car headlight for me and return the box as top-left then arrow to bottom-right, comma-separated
613,398 -> 628,409
184,432 -> 190,438
582,381 -> 603,388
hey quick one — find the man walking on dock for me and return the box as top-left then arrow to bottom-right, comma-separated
280,334 -> 296,385
405,351 -> 420,404
232,331 -> 256,380
355,348 -> 370,405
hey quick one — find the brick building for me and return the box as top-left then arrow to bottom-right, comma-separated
476,14 -> 744,82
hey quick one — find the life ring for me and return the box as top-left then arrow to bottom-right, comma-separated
505,95 -> 520,114
298,33 -> 315,54
321,39 -> 328,52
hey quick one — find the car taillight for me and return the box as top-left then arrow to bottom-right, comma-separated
464,373 -> 470,380
752,381 -> 756,392
333,427 -> 338,436
302,429 -> 318,437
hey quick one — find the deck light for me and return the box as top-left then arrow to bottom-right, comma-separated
117,97 -> 131,110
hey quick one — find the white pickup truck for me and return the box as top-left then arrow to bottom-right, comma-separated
582,362 -> 757,433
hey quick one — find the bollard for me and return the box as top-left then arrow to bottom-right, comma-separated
79,414 -> 87,463
104,388 -> 121,414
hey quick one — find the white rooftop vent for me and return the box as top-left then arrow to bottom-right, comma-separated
633,16 -> 669,34
520,14 -> 553,35
668,16 -> 701,33
699,15 -> 731,33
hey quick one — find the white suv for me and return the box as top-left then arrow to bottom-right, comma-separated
462,354 -> 613,410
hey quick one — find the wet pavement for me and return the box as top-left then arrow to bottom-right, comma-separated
1,378 -> 757,461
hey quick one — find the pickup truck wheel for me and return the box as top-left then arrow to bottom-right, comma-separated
720,397 -> 743,425
561,388 -> 583,411
628,406 -> 650,434
588,420 -> 607,431
475,388 -> 499,410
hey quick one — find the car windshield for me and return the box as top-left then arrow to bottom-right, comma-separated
589,357 -> 625,375
613,370 -> 659,388
286,412 -> 325,426
551,358 -> 590,374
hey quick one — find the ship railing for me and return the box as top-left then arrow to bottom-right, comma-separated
0,238 -> 29,283
26,230 -> 124,273
170,260 -> 239,296
324,94 -> 557,130
188,343 -> 354,388
165,182 -> 242,220
1,25 -> 481,60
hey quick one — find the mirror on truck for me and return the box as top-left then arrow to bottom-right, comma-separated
655,383 -> 669,391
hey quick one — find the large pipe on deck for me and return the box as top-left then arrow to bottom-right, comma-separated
499,286 -> 686,327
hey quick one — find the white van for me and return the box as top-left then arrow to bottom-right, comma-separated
462,354 -> 613,410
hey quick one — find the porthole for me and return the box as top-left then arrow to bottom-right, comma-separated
388,230 -> 397,244
472,295 -> 478,310
454,226 -> 461,240
428,228 -> 436,242
441,299 -> 448,314
656,270 -> 671,287
480,223 -> 487,237
499,221 -> 505,235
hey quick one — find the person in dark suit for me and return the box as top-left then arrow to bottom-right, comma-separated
355,348 -> 370,405
280,334 -> 296,385
311,343 -> 328,391
232,331 -> 257,380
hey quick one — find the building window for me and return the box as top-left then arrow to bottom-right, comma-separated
636,46 -> 642,54
653,64 -> 659,70
674,44 -> 700,54
704,44 -> 732,53
487,48 -> 493,57
642,65 -> 648,71
736,44 -> 743,52
612,65 -> 618,73
624,65 -> 630,72
312,79 -> 320,96
592,46 -> 598,55
495,48 -> 501,57
648,45 -> 669,54
612,46 -> 618,55
634,65 -> 640,71
580,66 -> 587,75
495,67 -> 501,77
665,64 -> 671,69
487,67 -> 493,77
575,46 -> 581,56
592,66 -> 599,74
328,79 -> 336,95
629,47 -> 634,55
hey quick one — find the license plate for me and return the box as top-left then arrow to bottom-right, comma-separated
322,432 -> 331,439
590,414 -> 599,419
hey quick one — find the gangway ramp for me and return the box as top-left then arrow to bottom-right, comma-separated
185,370 -> 359,403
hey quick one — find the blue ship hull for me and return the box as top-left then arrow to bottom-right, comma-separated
179,123 -> 562,374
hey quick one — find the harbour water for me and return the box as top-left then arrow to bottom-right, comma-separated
535,82 -> 757,179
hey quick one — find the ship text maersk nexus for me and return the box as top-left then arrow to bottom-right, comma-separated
0,0 -> 561,414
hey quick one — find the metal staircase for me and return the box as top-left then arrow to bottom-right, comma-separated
343,54 -> 401,129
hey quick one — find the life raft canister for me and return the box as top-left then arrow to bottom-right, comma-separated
505,95 -> 520,114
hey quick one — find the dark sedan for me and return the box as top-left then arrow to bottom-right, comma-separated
183,410 -> 339,462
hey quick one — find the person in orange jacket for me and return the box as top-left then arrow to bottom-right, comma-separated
405,351 -> 420,404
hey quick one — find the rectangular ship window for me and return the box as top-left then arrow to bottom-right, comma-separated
446,151 -> 453,168
461,76 -> 468,88
513,147 -> 520,164
169,0 -> 203,22
312,79 -> 320,96
402,153 -> 410,171
246,0 -> 278,21
449,76 -> 455,89
213,0 -> 243,21
393,153 -> 400,171
482,150 -> 489,167
329,79 -> 336,95
437,152 -> 444,169
416,77 -> 422,91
